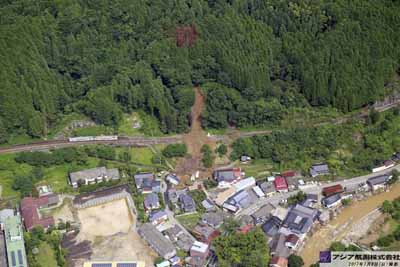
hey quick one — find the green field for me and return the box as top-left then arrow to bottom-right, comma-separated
36,242 -> 58,267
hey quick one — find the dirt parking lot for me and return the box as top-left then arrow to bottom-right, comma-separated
76,198 -> 156,266
77,199 -> 133,241
91,231 -> 157,267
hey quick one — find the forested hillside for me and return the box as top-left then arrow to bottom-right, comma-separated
1,0 -> 399,142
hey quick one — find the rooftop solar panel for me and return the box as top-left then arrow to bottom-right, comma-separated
17,250 -> 23,265
11,251 -> 16,266
92,264 -> 112,267
117,264 -> 137,267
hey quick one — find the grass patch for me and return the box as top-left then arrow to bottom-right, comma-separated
238,159 -> 273,178
118,113 -> 143,136
36,242 -> 58,267
115,147 -> 155,166
176,213 -> 201,229
72,125 -> 116,136
0,154 -> 32,198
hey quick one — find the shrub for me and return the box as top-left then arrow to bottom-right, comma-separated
162,144 -> 187,158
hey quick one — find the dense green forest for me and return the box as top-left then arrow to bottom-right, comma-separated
1,0 -> 400,142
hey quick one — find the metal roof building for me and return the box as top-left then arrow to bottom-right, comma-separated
367,175 -> 390,186
0,229 -> 7,267
4,214 -> 28,267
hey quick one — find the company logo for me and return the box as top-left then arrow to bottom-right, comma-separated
320,251 -> 331,263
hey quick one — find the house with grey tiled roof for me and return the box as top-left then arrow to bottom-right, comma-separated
69,167 -> 120,188
134,173 -> 160,194
367,174 -> 390,191
179,194 -> 196,213
281,204 -> 318,236
201,212 -> 225,228
262,216 -> 282,238
149,210 -> 168,225
309,163 -> 329,178
322,193 -> 342,209
138,223 -> 176,259
259,182 -> 275,197
201,199 -> 215,211
144,193 -> 160,211
251,203 -> 275,225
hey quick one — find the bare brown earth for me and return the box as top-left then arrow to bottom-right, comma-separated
75,199 -> 156,266
176,87 -> 216,178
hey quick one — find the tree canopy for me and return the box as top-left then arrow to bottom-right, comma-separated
213,227 -> 270,267
1,0 -> 400,141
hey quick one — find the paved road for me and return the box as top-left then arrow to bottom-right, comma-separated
160,180 -> 196,242
237,164 -> 400,217
0,136 -> 183,154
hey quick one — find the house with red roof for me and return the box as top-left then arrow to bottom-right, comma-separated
20,194 -> 59,231
285,234 -> 300,249
274,176 -> 288,193
322,184 -> 344,197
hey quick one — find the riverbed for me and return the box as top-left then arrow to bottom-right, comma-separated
300,183 -> 400,266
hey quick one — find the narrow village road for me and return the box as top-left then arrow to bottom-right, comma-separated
237,164 -> 400,217
160,180 -> 196,242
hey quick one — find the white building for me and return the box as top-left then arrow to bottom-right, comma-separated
68,167 -> 120,188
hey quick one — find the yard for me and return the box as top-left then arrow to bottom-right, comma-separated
176,213 -> 201,230
237,159 -> 273,178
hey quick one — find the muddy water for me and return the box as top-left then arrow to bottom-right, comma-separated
300,183 -> 400,266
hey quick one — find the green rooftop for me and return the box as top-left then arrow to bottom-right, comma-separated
4,214 -> 28,267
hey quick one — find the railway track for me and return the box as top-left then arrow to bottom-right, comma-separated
0,136 -> 183,154
1,97 -> 399,155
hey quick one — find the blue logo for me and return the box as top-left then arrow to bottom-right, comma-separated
320,251 -> 331,263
